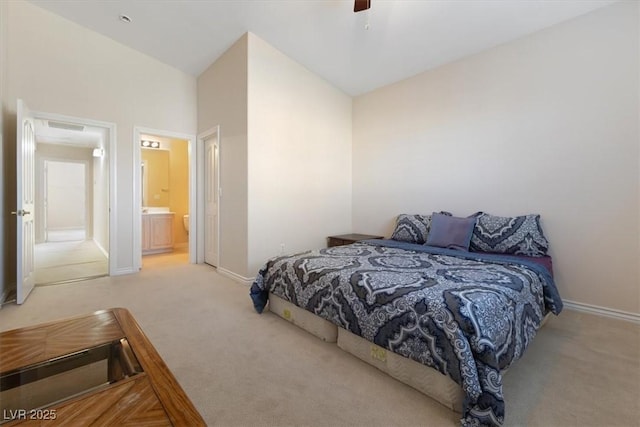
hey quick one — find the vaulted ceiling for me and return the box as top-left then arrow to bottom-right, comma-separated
28,0 -> 616,96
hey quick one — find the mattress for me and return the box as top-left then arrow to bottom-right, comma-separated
268,293 -> 338,342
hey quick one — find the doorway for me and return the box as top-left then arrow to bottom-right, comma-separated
14,100 -> 116,304
133,127 -> 196,270
32,121 -> 111,286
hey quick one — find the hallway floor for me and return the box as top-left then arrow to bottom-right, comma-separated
34,238 -> 189,286
35,239 -> 108,285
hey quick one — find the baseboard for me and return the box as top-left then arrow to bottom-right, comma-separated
93,239 -> 109,259
217,267 -> 254,286
47,226 -> 84,231
112,266 -> 138,276
564,299 -> 640,324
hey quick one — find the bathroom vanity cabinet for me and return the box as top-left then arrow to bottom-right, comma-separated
142,212 -> 174,254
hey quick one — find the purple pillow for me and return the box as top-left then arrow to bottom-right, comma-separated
425,213 -> 476,251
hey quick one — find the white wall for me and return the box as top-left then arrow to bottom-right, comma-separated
197,35 -> 249,277
35,143 -> 94,242
247,33 -> 352,276
93,147 -> 109,255
2,0 -> 197,280
46,161 -> 85,230
352,2 -> 639,314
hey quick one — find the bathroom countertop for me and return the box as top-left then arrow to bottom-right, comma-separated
142,211 -> 175,215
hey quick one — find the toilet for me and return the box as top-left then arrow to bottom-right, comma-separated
183,214 -> 189,234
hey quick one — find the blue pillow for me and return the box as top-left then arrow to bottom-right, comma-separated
425,213 -> 476,251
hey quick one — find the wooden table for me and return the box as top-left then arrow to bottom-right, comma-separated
0,308 -> 205,426
327,233 -> 384,247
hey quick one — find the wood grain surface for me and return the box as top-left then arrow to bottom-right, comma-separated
0,308 -> 205,426
0,310 -> 122,374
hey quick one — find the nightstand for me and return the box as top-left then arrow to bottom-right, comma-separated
327,233 -> 384,247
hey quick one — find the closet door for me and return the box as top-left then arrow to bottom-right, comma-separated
204,135 -> 219,267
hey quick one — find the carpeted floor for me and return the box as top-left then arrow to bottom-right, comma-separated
34,240 -> 108,285
0,263 -> 638,426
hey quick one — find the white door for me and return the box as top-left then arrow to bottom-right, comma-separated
15,99 -> 36,304
204,136 -> 219,267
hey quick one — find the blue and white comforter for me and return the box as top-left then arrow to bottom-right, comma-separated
250,239 -> 563,427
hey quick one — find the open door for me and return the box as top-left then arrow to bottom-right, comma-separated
14,99 -> 36,303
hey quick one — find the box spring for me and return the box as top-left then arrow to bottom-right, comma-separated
268,293 -> 463,412
337,327 -> 464,412
268,293 -> 338,342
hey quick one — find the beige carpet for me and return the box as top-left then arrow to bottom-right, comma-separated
0,263 -> 638,426
34,240 -> 108,285
46,229 -> 86,242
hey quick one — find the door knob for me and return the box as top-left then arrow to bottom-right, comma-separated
11,209 -> 30,216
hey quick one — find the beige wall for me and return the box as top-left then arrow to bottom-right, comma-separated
1,0 -> 636,318
197,33 -> 352,279
0,1 -> 7,302
1,0 -> 197,280
167,138 -> 189,246
142,149 -> 171,207
197,35 -> 249,277
352,2 -> 639,314
247,33 -> 352,275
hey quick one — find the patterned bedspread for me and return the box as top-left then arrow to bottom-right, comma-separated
250,239 -> 563,427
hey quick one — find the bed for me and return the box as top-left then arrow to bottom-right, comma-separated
250,212 -> 563,427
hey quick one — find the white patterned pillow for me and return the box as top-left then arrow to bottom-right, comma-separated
470,212 -> 549,257
390,214 -> 432,244
390,212 -> 452,244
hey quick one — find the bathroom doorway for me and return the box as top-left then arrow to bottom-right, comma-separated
133,127 -> 196,270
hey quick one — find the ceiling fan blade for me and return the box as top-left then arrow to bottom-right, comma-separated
354,0 -> 371,13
